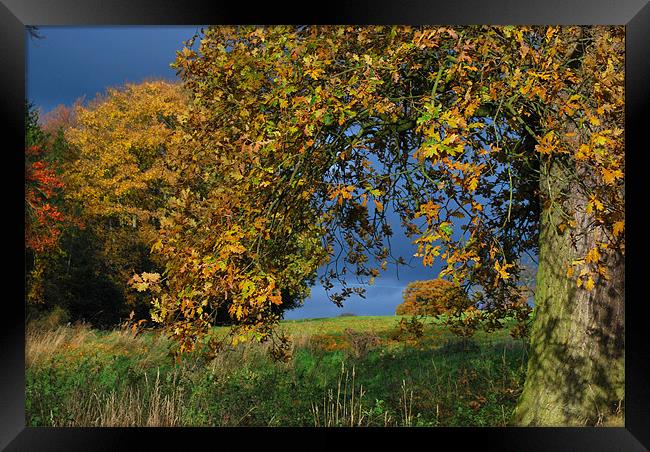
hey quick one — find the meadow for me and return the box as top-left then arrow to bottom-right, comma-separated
26,315 -> 528,427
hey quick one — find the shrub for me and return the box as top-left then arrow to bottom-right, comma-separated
343,329 -> 380,358
29,305 -> 70,331
395,279 -> 471,317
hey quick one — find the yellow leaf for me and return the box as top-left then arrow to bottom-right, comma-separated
151,239 -> 163,252
589,116 -> 601,127
612,221 -> 624,237
375,199 -> 384,212
593,135 -> 607,146
585,247 -> 601,264
601,168 -> 623,185
585,277 -> 595,291
545,27 -> 557,40
494,260 -> 512,281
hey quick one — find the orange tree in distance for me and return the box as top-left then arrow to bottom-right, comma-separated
396,279 -> 470,316
396,278 -> 487,341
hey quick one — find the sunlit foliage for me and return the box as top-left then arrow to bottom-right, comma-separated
123,26 -> 623,357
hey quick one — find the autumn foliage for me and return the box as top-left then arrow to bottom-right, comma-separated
396,279 -> 470,317
24,25 -> 626,426
26,27 -> 624,368
25,104 -> 79,306
114,25 -> 624,356
25,146 -> 67,253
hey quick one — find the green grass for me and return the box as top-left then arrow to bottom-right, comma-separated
26,315 -> 529,427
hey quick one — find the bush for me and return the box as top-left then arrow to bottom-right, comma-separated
29,305 -> 70,331
343,328 -> 380,358
395,279 -> 471,317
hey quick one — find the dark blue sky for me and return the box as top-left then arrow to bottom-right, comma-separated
26,26 -> 458,319
27,26 -> 203,114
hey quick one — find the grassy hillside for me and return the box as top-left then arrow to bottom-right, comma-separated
26,315 -> 528,427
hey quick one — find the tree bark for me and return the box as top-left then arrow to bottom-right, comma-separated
514,157 -> 624,426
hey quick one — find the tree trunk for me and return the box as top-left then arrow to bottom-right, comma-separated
513,157 -> 624,426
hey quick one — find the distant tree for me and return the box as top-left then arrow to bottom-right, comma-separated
25,112 -> 65,252
25,102 -> 124,326
57,81 -> 188,323
41,103 -> 79,140
396,279 -> 471,317
25,103 -> 69,305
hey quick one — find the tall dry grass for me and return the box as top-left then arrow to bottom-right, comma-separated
59,370 -> 184,427
26,322 -> 93,368
26,322 -> 185,427
399,379 -> 414,427
310,361 -> 420,427
311,362 -> 369,427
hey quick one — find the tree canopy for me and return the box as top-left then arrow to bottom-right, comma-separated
119,26 -> 624,358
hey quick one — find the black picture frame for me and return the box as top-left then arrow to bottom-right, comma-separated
2,0 -> 648,450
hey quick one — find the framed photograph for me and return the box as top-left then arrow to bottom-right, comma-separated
2,0 -> 648,449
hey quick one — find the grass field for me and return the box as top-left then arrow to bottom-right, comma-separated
26,315 -> 529,427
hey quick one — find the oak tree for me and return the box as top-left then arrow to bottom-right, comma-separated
131,26 -> 623,425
